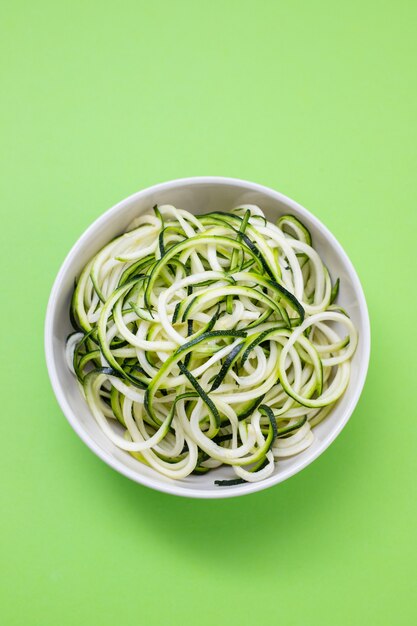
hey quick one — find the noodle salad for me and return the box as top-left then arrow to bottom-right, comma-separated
66,204 -> 357,485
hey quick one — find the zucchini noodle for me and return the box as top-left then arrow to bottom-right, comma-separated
67,204 -> 357,485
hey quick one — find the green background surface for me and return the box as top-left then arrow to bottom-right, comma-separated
1,1 -> 416,625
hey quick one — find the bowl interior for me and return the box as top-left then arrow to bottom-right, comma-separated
46,178 -> 370,498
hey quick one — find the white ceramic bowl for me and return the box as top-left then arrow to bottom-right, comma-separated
45,177 -> 370,498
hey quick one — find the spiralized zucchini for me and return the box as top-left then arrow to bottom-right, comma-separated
67,204 -> 357,485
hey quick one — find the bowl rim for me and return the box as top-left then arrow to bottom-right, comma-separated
44,176 -> 371,498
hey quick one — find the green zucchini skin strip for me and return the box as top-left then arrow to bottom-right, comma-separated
70,279 -> 83,331
110,386 -> 126,426
177,362 -> 221,428
227,210 -> 251,311
237,394 -> 266,421
278,416 -> 307,437
259,405 -> 279,447
118,256 -> 155,286
214,477 -> 248,486
241,326 -> 289,366
278,214 -> 312,245
214,456 -> 270,486
209,342 -> 245,391
330,277 -> 340,304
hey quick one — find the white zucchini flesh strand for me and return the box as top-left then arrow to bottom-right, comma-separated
69,204 -> 358,484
